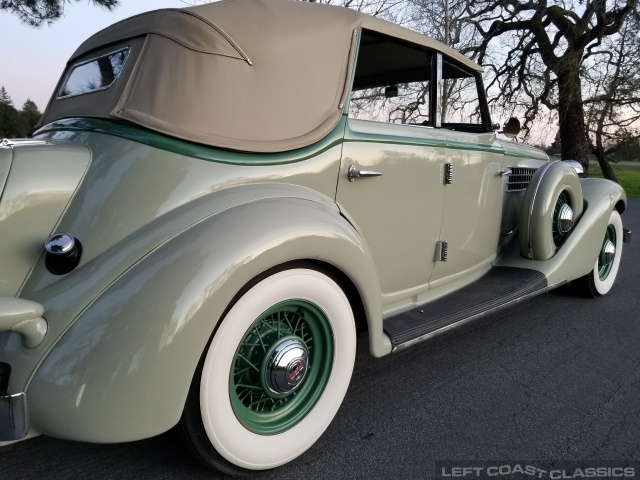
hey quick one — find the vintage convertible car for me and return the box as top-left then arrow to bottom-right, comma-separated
0,0 -> 631,474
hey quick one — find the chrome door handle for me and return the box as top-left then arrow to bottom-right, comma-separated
348,164 -> 383,182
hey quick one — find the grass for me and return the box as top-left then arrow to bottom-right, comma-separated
587,161 -> 640,198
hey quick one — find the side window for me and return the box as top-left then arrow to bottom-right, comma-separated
349,82 -> 430,124
440,60 -> 483,130
348,31 -> 432,125
348,30 -> 489,133
58,47 -> 130,99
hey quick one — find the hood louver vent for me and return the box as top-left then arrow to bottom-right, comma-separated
507,167 -> 537,191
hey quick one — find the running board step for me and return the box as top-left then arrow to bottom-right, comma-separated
385,267 -> 549,352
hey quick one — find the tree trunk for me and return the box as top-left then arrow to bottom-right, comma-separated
556,53 -> 591,176
595,151 -> 618,182
594,108 -> 619,182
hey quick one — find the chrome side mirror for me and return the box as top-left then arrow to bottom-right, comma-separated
501,117 -> 521,139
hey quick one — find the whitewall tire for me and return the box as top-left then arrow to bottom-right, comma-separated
180,267 -> 356,473
574,209 -> 623,297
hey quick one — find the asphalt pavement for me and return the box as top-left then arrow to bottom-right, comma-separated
1,199 -> 639,480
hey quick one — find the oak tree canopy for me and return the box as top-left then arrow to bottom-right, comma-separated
463,0 -> 639,175
1,0 -> 119,27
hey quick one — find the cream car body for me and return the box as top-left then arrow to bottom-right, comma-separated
0,0 -> 628,473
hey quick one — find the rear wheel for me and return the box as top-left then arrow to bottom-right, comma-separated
179,268 -> 356,474
574,210 -> 623,297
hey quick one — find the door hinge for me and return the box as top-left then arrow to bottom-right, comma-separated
444,163 -> 453,185
435,241 -> 448,262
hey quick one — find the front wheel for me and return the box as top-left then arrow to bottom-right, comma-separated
574,209 -> 623,297
179,268 -> 356,474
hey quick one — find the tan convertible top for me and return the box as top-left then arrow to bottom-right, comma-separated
41,0 -> 482,153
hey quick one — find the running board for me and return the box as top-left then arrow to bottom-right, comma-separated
385,267 -> 555,352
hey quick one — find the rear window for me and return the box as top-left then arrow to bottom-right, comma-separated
58,47 -> 130,99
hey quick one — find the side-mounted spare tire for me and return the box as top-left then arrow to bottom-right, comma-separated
520,161 -> 584,260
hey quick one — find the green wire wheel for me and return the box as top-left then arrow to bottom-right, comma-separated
230,300 -> 334,435
573,210 -> 623,298
182,268 -> 356,472
597,224 -> 617,281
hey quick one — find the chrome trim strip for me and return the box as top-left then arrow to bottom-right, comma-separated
0,392 -> 29,441
391,281 -> 565,353
434,53 -> 442,128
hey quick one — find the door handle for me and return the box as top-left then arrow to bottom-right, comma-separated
348,164 -> 383,182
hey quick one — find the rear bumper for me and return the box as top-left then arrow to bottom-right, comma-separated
0,392 -> 29,441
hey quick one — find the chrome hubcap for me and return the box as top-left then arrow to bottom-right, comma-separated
557,203 -> 575,235
263,338 -> 309,395
599,239 -> 616,268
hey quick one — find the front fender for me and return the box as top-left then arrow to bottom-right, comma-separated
542,178 -> 627,282
497,177 -> 626,284
26,196 -> 383,443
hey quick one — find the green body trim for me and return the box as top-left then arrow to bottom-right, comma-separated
343,119 -> 544,161
344,123 -> 504,155
35,117 -> 348,166
36,116 -> 545,166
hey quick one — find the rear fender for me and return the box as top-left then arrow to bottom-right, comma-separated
0,140 -> 90,296
5,185 -> 343,396
26,196 -> 384,443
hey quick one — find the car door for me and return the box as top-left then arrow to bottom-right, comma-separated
428,129 -> 504,287
425,63 -> 506,286
337,119 -> 445,299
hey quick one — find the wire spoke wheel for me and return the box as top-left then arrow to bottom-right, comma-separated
597,224 -> 617,281
230,300 -> 334,435
573,210 -> 623,298
180,268 -> 356,472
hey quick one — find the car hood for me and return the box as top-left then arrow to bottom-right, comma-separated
499,139 -> 550,163
0,139 -> 90,297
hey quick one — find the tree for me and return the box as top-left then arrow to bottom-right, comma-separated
583,14 -> 640,180
0,86 -> 13,105
0,86 -> 25,138
0,87 -> 41,138
1,0 -> 119,27
21,98 -> 42,136
608,135 -> 640,162
463,0 -> 639,176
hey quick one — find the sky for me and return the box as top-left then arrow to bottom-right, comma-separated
0,1 -> 197,110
